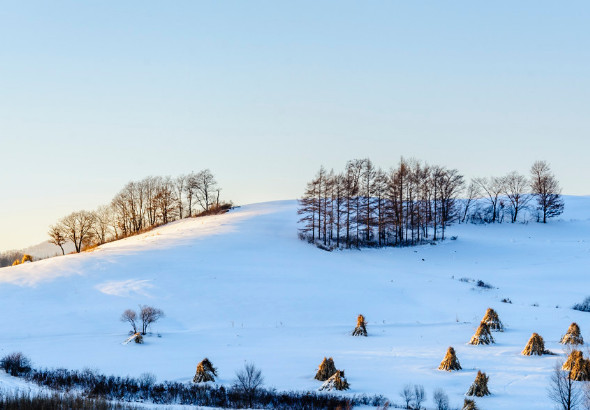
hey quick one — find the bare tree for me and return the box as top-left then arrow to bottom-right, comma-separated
530,160 -> 565,223
56,210 -> 96,253
234,363 -> 264,408
400,384 -> 413,409
120,309 -> 138,334
139,305 -> 164,335
413,384 -> 426,409
503,171 -> 531,223
92,205 -> 113,244
548,362 -> 581,410
48,225 -> 67,255
462,181 -> 480,223
175,174 -> 187,219
195,169 -> 218,212
473,176 -> 504,223
433,388 -> 450,410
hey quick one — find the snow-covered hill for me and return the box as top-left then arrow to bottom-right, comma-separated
1,197 -> 590,409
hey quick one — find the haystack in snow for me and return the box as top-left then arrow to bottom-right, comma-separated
438,347 -> 461,371
521,333 -> 548,356
563,350 -> 590,381
469,322 -> 495,345
193,358 -> 217,383
481,308 -> 503,332
462,398 -> 478,410
352,314 -> 368,337
466,371 -> 490,397
563,350 -> 584,371
315,357 -> 337,381
134,332 -> 143,344
561,323 -> 584,345
319,370 -> 349,391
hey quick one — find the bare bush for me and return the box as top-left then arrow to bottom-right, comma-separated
1,352 -> 32,376
234,363 -> 264,408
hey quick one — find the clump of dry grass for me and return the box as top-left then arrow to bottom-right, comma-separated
466,371 -> 490,397
469,322 -> 495,345
352,314 -> 368,337
438,347 -> 461,371
561,323 -> 584,345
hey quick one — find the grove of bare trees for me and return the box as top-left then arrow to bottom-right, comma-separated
298,159 -> 565,249
49,169 -> 229,253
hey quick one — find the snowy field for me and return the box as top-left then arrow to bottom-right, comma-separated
1,197 -> 590,409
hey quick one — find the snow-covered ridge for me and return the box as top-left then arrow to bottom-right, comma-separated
0,196 -> 589,409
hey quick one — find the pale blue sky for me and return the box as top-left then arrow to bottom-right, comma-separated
1,1 -> 589,251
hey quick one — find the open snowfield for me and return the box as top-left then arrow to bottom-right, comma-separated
1,197 -> 590,408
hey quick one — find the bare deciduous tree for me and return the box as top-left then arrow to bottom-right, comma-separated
473,176 -> 504,223
120,309 -> 138,334
48,225 -> 67,255
195,169 -> 219,212
548,362 -> 581,410
234,363 -> 264,408
503,171 -> 531,223
433,388 -> 450,410
413,384 -> 426,409
139,305 -> 164,335
530,160 -> 564,223
400,384 -> 413,409
57,210 -> 96,253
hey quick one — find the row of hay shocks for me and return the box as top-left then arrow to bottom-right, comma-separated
439,308 -> 586,409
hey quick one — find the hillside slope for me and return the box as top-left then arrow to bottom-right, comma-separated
1,197 -> 590,408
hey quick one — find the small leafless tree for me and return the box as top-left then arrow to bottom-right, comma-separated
48,225 -> 67,255
195,169 -> 219,212
234,363 -> 264,408
548,362 -> 582,410
57,210 -> 96,253
139,305 -> 164,334
473,176 -> 504,223
530,160 -> 565,223
413,384 -> 426,409
120,309 -> 138,334
461,181 -> 480,223
503,171 -> 531,223
433,388 -> 450,410
400,384 -> 413,409
92,205 -> 114,244
175,174 -> 187,219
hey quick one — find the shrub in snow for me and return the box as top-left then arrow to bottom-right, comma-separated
522,333 -> 550,356
438,347 -> 461,371
21,254 -> 33,263
1,352 -> 32,376
572,296 -> 590,312
466,371 -> 490,397
315,357 -> 337,381
469,322 -> 495,345
319,370 -> 349,391
481,308 -> 504,331
352,314 -> 368,336
462,398 -> 478,410
193,358 -> 217,383
561,322 -> 584,345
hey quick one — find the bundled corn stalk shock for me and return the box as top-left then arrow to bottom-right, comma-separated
563,350 -> 590,381
462,398 -> 478,410
439,347 -> 462,371
469,322 -> 495,345
521,333 -> 549,356
466,371 -> 490,397
352,314 -> 368,337
481,308 -> 503,332
193,358 -> 218,383
315,357 -> 337,381
134,333 -> 143,344
319,370 -> 350,391
561,322 -> 584,345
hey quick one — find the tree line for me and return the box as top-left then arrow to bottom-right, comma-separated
48,169 -> 230,254
298,158 -> 564,249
